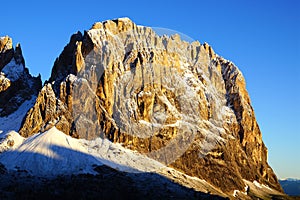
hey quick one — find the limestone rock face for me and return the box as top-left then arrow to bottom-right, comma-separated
0,36 -> 14,70
0,73 -> 11,92
19,18 -> 282,193
0,36 -> 42,116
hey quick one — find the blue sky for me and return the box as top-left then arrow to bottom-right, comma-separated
1,0 -> 299,179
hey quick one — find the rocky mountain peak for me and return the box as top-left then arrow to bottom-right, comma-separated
0,36 -> 41,117
14,43 -> 25,67
0,36 -> 12,51
0,36 -> 14,70
2,18 -> 283,196
91,17 -> 135,32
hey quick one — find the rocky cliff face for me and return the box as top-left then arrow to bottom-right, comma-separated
17,18 -> 282,194
0,36 -> 42,117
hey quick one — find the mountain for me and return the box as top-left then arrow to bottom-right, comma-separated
0,18 -> 291,199
0,36 -> 41,118
280,179 -> 300,196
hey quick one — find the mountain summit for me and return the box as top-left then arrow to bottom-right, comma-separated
0,18 -> 286,199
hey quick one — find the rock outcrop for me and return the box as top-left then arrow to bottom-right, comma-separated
0,36 -> 42,116
18,18 -> 282,194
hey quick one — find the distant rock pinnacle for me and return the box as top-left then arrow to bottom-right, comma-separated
0,36 -> 42,116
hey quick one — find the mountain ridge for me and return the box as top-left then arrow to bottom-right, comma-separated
280,179 -> 300,197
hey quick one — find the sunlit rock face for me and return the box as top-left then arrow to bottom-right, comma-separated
0,36 -> 42,116
18,18 -> 282,193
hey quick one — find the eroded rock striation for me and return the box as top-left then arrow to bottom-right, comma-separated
18,18 -> 282,193
0,36 -> 42,116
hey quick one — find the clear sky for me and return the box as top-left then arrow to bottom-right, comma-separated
1,0 -> 299,179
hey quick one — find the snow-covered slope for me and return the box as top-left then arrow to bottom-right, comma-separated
0,127 -> 99,176
0,95 -> 35,135
0,96 -> 35,152
0,127 -> 165,176
0,126 -> 229,198
80,138 -> 164,173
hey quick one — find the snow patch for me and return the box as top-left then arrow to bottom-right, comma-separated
253,180 -> 272,190
66,74 -> 77,82
233,190 -> 239,197
0,131 -> 24,153
253,180 -> 262,188
233,186 -> 248,197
